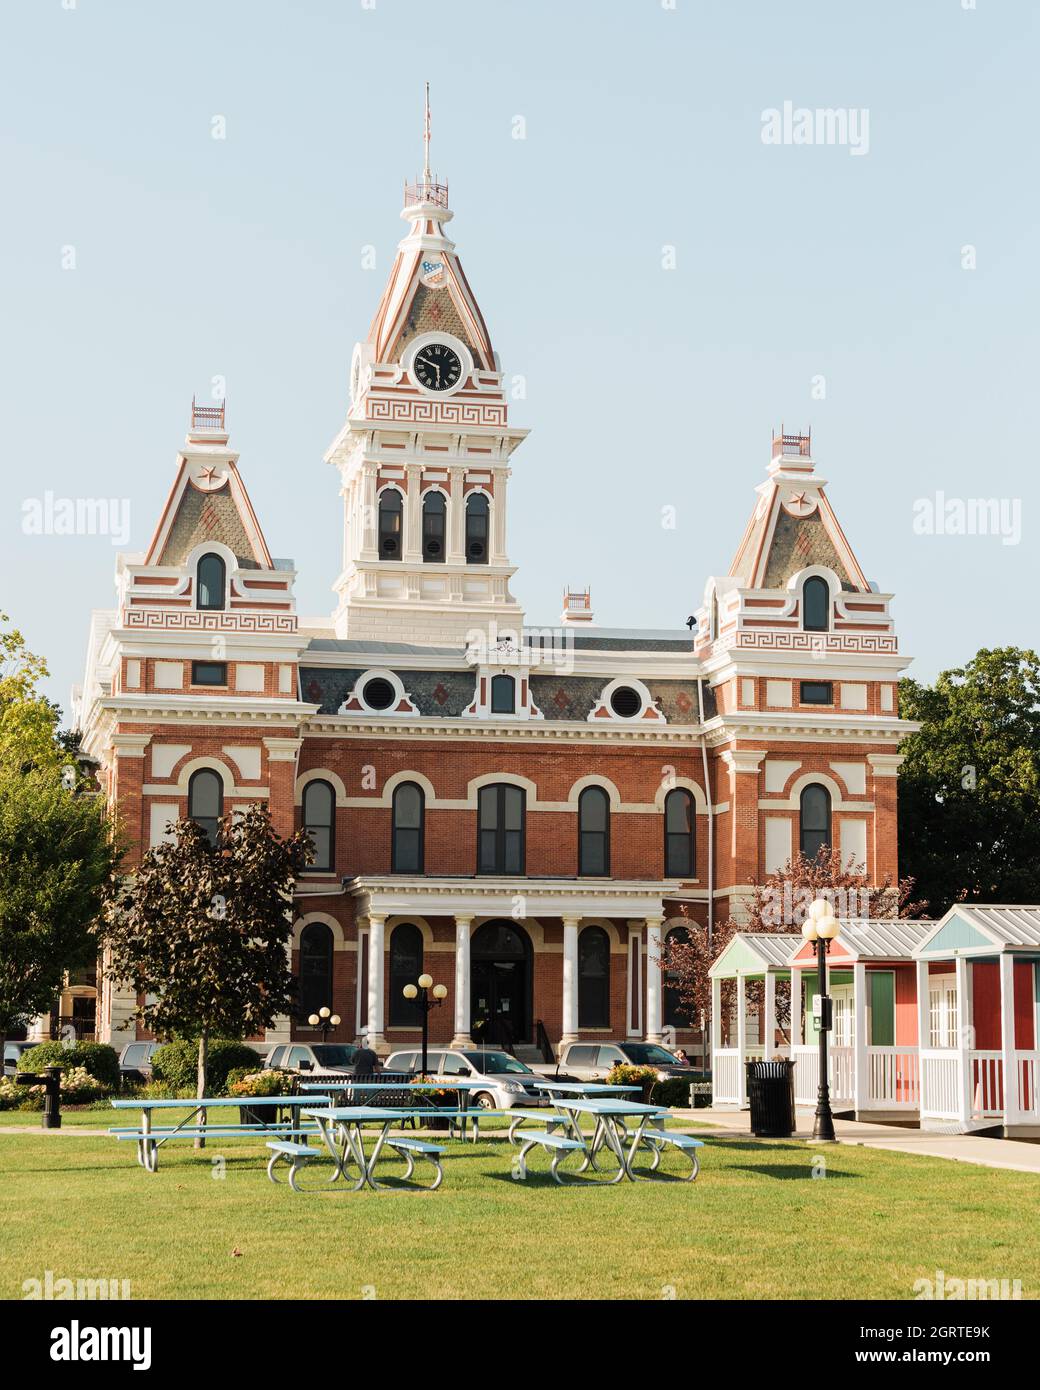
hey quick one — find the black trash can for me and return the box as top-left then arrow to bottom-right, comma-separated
745,1059 -> 795,1137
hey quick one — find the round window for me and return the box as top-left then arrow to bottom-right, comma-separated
609,686 -> 643,719
362,677 -> 396,711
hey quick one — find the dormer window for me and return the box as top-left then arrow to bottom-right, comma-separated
422,491 -> 446,562
465,493 -> 489,564
378,489 -> 403,560
490,674 -> 516,714
196,553 -> 226,611
803,576 -> 830,632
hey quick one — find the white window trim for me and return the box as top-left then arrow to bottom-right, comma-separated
587,677 -> 665,725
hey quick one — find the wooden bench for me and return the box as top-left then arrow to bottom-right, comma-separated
631,1129 -> 704,1181
515,1130 -> 587,1184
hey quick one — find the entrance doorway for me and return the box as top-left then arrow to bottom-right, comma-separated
471,920 -> 532,1050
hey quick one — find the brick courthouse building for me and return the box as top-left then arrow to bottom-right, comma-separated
75,143 -> 914,1058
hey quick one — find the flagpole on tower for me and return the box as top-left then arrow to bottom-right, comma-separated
423,81 -> 432,186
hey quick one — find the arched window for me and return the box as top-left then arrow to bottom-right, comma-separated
477,783 -> 525,874
800,783 -> 832,861
378,489 -> 403,560
663,925 -> 691,1028
196,553 -> 226,611
803,576 -> 830,632
302,779 -> 335,872
578,786 -> 610,876
187,768 -> 223,846
578,926 -> 610,1028
389,923 -> 423,1026
664,788 -> 695,877
391,782 -> 424,874
465,492 -> 489,564
422,491 -> 446,562
490,674 -> 515,714
299,922 -> 333,1022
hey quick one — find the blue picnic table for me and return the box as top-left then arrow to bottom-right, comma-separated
110,1095 -> 330,1173
290,1106 -> 447,1192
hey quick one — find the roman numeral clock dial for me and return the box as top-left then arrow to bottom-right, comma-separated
413,343 -> 462,392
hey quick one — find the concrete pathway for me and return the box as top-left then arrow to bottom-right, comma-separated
680,1106 -> 1040,1175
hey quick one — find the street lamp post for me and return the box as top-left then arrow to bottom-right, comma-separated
401,973 -> 449,1075
306,1005 -> 341,1044
802,898 -> 841,1143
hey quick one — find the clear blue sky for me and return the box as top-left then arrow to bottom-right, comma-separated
2,0 -> 1037,710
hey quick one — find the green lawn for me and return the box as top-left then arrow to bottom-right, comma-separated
1,1124 -> 1037,1300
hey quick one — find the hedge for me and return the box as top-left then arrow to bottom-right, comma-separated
151,1040 -> 265,1095
17,1041 -> 120,1092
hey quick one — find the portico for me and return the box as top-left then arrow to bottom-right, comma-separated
348,877 -> 673,1054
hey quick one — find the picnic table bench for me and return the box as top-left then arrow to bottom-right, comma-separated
512,1096 -> 704,1184
110,1096 -> 330,1173
295,1107 -> 453,1192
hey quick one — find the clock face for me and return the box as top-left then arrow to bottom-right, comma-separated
413,342 -> 463,392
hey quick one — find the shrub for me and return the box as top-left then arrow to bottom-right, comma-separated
0,1075 -> 23,1111
151,1039 -> 264,1095
606,1063 -> 710,1109
227,1068 -> 293,1098
17,1041 -> 120,1091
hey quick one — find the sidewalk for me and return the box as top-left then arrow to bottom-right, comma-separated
682,1106 -> 1040,1175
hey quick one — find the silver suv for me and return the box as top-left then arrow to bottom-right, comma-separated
264,1042 -> 359,1076
383,1048 -> 547,1110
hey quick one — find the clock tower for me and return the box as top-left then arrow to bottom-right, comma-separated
326,91 -> 527,647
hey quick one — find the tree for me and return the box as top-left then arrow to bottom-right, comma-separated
100,806 -> 312,1130
899,647 -> 1040,915
661,847 -> 925,1041
0,613 -> 70,775
0,769 -> 118,1058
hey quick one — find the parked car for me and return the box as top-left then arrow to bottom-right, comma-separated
537,1040 -> 704,1083
118,1040 -> 161,1082
243,1041 -> 276,1065
383,1047 -> 548,1110
263,1042 -> 359,1077
3,1041 -> 35,1077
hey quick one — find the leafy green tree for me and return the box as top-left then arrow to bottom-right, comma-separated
0,613 -> 71,775
899,647 -> 1040,915
101,806 -> 312,1130
0,769 -> 118,1058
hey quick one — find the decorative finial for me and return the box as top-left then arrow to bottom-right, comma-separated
423,81 -> 431,184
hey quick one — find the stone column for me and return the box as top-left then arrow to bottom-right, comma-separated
446,466 -> 466,565
645,915 -> 664,1042
366,913 -> 387,1054
403,463 -> 423,563
561,913 -> 580,1044
452,914 -> 474,1046
360,463 -> 379,560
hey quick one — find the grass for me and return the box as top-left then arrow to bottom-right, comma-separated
1,1122 -> 1038,1300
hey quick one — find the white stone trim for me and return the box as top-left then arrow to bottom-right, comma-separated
295,768 -> 349,805
293,911 -> 348,951
587,677 -> 665,725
